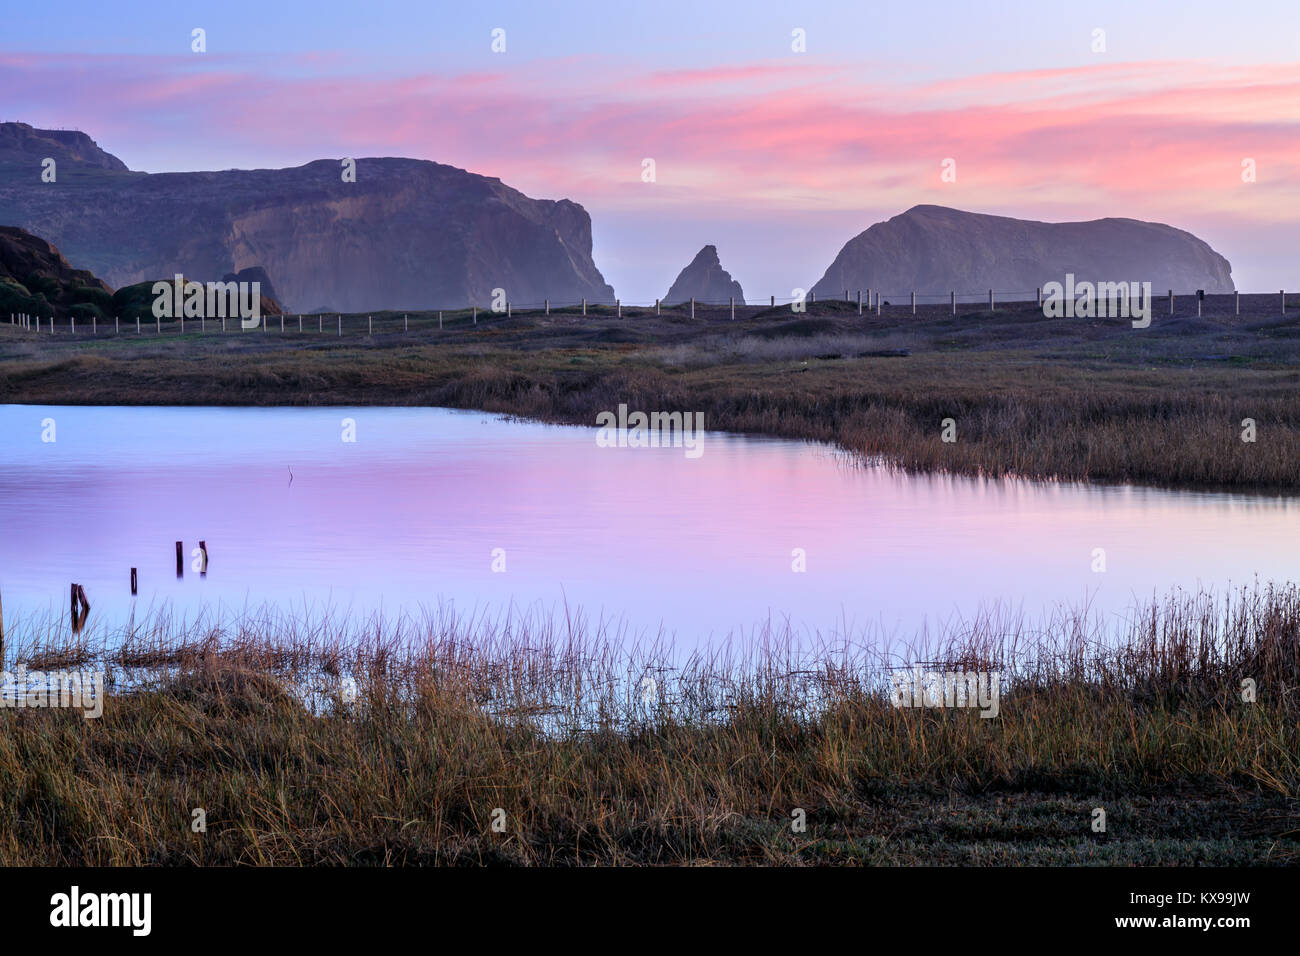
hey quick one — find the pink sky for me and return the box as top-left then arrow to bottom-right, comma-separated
3,51 -> 1298,299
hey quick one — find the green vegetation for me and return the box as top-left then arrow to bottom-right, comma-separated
0,583 -> 1295,865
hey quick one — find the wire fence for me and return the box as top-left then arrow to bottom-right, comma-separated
3,288 -> 1294,337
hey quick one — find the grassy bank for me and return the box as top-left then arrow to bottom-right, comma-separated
3,297 -> 1300,489
1,584 -> 1297,865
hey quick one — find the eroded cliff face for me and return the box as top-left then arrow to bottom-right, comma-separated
811,205 -> 1235,298
0,123 -> 616,312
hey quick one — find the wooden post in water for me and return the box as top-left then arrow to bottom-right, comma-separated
175,541 -> 183,579
198,540 -> 208,576
130,568 -> 137,596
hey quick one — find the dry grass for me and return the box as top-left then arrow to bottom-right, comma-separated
0,584 -> 1297,865
4,298 -> 1300,489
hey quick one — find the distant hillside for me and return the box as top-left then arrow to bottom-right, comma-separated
0,122 -> 617,312
811,205 -> 1235,298
0,225 -> 113,320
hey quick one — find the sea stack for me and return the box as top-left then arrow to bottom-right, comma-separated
663,244 -> 745,305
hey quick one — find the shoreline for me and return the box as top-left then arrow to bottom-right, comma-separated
3,301 -> 1300,492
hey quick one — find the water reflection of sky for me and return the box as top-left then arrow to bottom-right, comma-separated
0,404 -> 1296,650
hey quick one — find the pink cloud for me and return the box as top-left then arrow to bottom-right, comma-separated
1,53 -> 1296,229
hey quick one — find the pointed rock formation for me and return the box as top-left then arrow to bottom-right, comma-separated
663,245 -> 744,305
810,205 -> 1234,298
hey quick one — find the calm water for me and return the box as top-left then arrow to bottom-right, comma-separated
0,404 -> 1296,646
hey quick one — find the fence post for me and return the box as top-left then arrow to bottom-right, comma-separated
857,290 -> 862,315
656,299 -> 661,315
911,292 -> 916,315
1036,287 -> 1041,308
1282,290 -> 1286,315
136,316 -> 140,334
156,314 -> 160,334
617,299 -> 620,318
876,292 -> 881,316
951,291 -> 956,315
729,297 -> 734,321
404,314 -> 408,332
439,311 -> 443,329
473,306 -> 477,325
508,302 -> 512,318
72,316 -> 75,334
369,315 -> 372,336
1169,290 -> 1174,315
989,289 -> 994,311
222,315 -> 226,332
338,315 -> 341,336
1235,291 -> 1240,315
115,316 -> 119,335
582,299 -> 586,317
545,299 -> 549,315
690,297 -> 695,319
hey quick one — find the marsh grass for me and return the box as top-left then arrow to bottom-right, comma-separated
6,300 -> 1300,489
0,584 -> 1297,864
